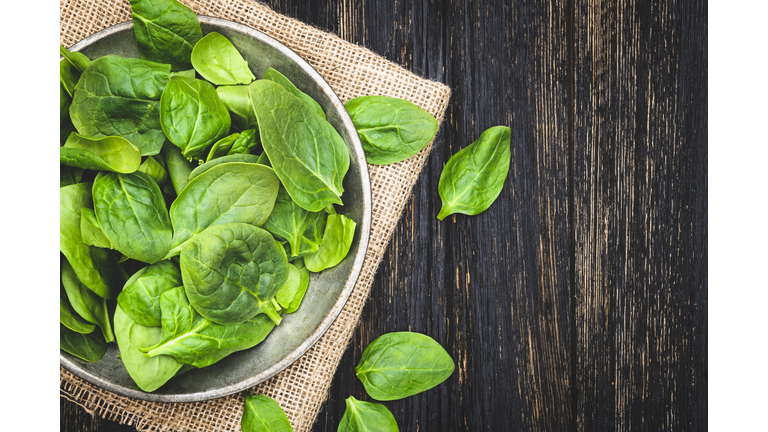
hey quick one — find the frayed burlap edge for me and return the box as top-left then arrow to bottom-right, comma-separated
60,1 -> 451,431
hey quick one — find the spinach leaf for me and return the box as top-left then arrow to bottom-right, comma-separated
263,186 -> 327,259
436,126 -> 511,220
191,32 -> 256,85
283,259 -> 309,314
142,286 -> 277,368
60,324 -> 107,363
206,133 -> 240,162
61,258 -> 115,343
162,141 -> 195,195
187,154 -> 262,181
60,57 -> 80,97
129,0 -> 203,71
274,263 -> 301,310
60,166 -> 83,188
337,397 -> 399,432
241,394 -> 293,432
114,304 -> 185,392
228,129 -> 261,155
345,96 -> 438,165
138,155 -> 169,186
60,285 -> 96,334
69,55 -> 170,156
304,214 -> 356,273
168,162 -> 279,255
160,76 -> 231,158
60,45 -> 91,72
60,183 -> 123,298
117,260 -> 182,327
80,207 -> 113,249
262,67 -> 325,119
180,223 -> 290,325
60,133 -> 142,173
60,82 -> 73,128
92,171 -> 173,263
249,79 -> 349,212
170,69 -> 196,79
216,85 -> 258,131
355,332 -> 454,401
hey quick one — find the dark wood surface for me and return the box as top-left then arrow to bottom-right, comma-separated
61,0 -> 707,430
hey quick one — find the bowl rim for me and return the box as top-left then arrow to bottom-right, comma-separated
60,15 -> 372,403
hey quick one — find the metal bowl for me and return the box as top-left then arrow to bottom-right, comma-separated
60,16 -> 371,403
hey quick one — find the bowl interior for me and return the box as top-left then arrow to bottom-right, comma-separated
60,17 -> 371,403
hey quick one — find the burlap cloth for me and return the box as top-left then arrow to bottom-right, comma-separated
60,1 -> 450,431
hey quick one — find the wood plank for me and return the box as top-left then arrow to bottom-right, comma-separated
572,0 -> 707,429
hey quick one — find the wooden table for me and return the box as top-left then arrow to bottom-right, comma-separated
61,0 -> 707,430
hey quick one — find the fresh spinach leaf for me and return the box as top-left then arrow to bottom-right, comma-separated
69,55 -> 170,156
283,259 -> 309,314
191,32 -> 255,85
129,0 -> 203,71
262,67 -> 325,119
274,263 -> 301,310
355,332 -> 454,401
160,76 -> 231,158
117,260 -> 182,327
180,223 -> 290,325
345,95 -> 438,165
206,132 -> 240,162
80,207 -> 113,249
92,171 -> 173,263
142,286 -> 277,368
138,155 -> 169,186
249,79 -> 349,212
60,165 -> 83,188
217,85 -> 258,131
60,324 -> 107,363
168,162 -> 279,255
436,126 -> 511,220
228,129 -> 261,155
60,285 -> 96,334
114,304 -> 185,392
170,69 -> 196,79
241,394 -> 293,432
187,154 -> 262,181
61,258 -> 115,343
162,141 -> 196,195
60,46 -> 91,72
263,186 -> 327,259
337,397 -> 399,432
60,133 -> 142,173
304,214 -> 356,273
60,57 -> 80,97
60,82 -> 73,126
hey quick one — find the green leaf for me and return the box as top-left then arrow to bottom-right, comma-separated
117,260 -> 182,327
191,32 -> 256,85
60,58 -> 80,97
274,263 -> 301,309
60,82 -> 73,129
60,133 -> 142,173
187,154 -> 262,181
345,96 -> 438,165
60,46 -> 91,72
61,258 -> 115,343
263,186 -> 326,259
162,141 -> 196,195
355,332 -> 454,401
92,171 -> 173,263
262,67 -> 325,119
142,286 -> 276,368
60,324 -> 107,363
249,79 -> 349,212
60,165 -> 83,188
337,397 -> 399,432
160,76 -> 231,158
69,55 -> 170,156
206,132 -> 240,162
129,0 -> 203,71
228,129 -> 261,155
283,259 -> 309,314
114,304 -> 184,392
304,214 -> 356,273
217,85 -> 259,131
80,207 -> 113,249
138,155 -> 169,186
180,223 -> 290,325
436,126 -> 511,220
60,285 -> 96,334
242,394 -> 293,432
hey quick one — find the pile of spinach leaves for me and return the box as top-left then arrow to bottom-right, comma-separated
59,0 -> 360,392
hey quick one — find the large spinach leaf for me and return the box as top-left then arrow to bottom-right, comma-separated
129,0 -> 203,71
142,286 -> 277,367
262,67 -> 325,119
241,394 -> 293,432
160,76 -> 231,158
60,285 -> 96,334
69,55 -> 170,156
216,85 -> 258,131
60,133 -> 142,173
345,95 -> 438,165
162,141 -> 195,195
355,332 -> 454,401
248,79 -> 349,212
61,258 -> 115,343
114,304 -> 185,392
180,223 -> 289,325
436,126 -> 511,220
303,214 -> 356,273
263,186 -> 326,259
191,32 -> 255,85
117,260 -> 182,327
93,171 -> 173,263
168,162 -> 279,255
60,324 -> 107,363
337,397 -> 399,432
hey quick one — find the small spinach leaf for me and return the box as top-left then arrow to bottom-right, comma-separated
436,126 -> 511,220
228,129 -> 261,155
60,324 -> 107,363
283,259 -> 309,314
338,397 -> 399,432
191,32 -> 256,85
60,57 -> 80,97
206,133 -> 240,162
117,260 -> 182,327
60,285 -> 96,334
162,141 -> 196,195
129,0 -> 203,71
60,165 -> 83,188
274,263 -> 301,310
138,155 -> 169,186
304,214 -> 356,273
242,394 -> 293,432
263,186 -> 326,259
61,258 -> 115,343
187,154 -> 262,181
355,332 -> 454,401
60,133 -> 142,173
217,85 -> 258,131
345,96 -> 438,165
80,207 -> 113,249
60,46 -> 91,73
262,67 -> 325,119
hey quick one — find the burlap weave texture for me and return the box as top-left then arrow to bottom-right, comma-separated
60,1 -> 451,431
